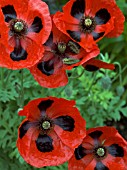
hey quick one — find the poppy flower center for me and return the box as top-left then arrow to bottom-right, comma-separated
84,18 -> 92,27
9,19 -> 28,37
58,42 -> 67,53
14,21 -> 24,32
42,121 -> 51,130
96,148 -> 105,157
80,16 -> 96,33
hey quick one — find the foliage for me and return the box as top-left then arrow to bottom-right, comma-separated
0,0 -> 127,169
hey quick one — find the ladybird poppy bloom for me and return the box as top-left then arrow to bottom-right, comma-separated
53,0 -> 125,51
68,126 -> 127,170
0,0 -> 51,69
29,17 -> 100,88
82,58 -> 115,72
17,97 -> 86,168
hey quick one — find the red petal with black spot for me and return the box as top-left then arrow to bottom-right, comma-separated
68,126 -> 127,170
17,97 -> 86,168
53,0 -> 125,51
29,16 -> 100,88
82,58 -> 115,71
0,0 -> 51,69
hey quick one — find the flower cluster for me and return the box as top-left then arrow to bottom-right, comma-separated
0,0 -> 127,169
17,98 -> 127,169
0,0 -> 124,87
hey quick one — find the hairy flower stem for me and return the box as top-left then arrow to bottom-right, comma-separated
20,70 -> 24,108
114,62 -> 122,85
0,68 -> 5,90
112,64 -> 127,83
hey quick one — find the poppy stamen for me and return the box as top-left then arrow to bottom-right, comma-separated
42,121 -> 51,130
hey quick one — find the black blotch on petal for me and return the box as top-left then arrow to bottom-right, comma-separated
54,115 -> 75,132
89,130 -> 103,139
19,121 -> 31,139
94,162 -> 109,170
92,31 -> 105,41
74,145 -> 87,160
85,65 -> 99,72
10,46 -> 28,61
95,9 -> 111,25
30,16 -> 43,33
71,0 -> 85,19
36,134 -> 53,152
44,32 -> 53,47
38,99 -> 54,116
37,60 -> 54,76
1,5 -> 17,22
67,30 -> 81,42
108,144 -> 124,157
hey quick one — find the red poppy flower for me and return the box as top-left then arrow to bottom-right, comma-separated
68,126 -> 127,170
0,0 -> 51,69
29,17 -> 100,88
17,97 -> 86,168
82,58 -> 115,71
53,0 -> 125,51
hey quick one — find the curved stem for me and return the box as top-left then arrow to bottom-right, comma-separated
112,63 -> 127,83
70,69 -> 85,79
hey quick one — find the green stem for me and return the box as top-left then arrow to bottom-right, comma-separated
70,69 -> 85,79
87,72 -> 96,92
5,70 -> 12,87
112,63 -> 127,83
0,68 -> 4,89
20,70 -> 24,108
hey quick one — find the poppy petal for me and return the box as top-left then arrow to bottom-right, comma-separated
95,9 -> 111,25
95,162 -> 109,170
0,40 -> 44,69
68,152 -> 94,170
74,144 -> 87,160
36,134 -> 53,152
38,99 -> 54,116
37,60 -> 54,76
44,32 -> 53,47
54,116 -> 75,132
1,5 -> 17,22
82,58 -> 115,71
29,61 -> 68,88
29,16 -> 43,33
92,31 -> 105,41
106,1 -> 125,37
89,130 -> 103,139
18,98 -> 43,120
47,98 -> 86,149
107,144 -> 124,157
26,0 -> 52,44
17,129 -> 73,168
10,39 -> 28,61
19,120 -> 32,139
67,30 -> 81,42
71,0 -> 85,19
